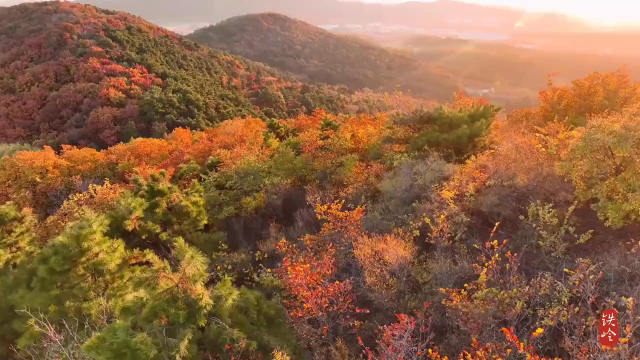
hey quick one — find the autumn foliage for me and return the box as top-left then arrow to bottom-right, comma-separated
2,7 -> 640,358
0,2 -> 363,148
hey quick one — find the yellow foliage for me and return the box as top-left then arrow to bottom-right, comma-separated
39,181 -> 125,238
272,350 -> 291,360
353,231 -> 416,298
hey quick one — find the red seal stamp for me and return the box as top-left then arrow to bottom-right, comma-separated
599,308 -> 620,347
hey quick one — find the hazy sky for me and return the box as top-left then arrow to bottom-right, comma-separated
1,0 -> 638,25
364,0 -> 640,25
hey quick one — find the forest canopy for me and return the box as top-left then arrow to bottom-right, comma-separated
0,3 -> 362,149
2,2 -> 640,360
3,65 -> 640,359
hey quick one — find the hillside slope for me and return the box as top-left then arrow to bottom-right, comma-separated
0,2 -> 350,148
3,70 -> 640,359
188,13 -> 460,100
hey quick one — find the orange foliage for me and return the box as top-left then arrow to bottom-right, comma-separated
485,119 -> 573,190
538,69 -> 640,123
105,137 -> 172,178
275,201 -> 366,344
314,201 -> 365,246
288,110 -> 390,199
276,240 -> 354,321
276,238 -> 356,346
0,147 -> 69,213
290,110 -> 389,156
59,145 -> 108,178
336,112 -> 390,154
425,331 -> 559,360
439,158 -> 489,206
353,231 -> 416,299
452,90 -> 490,109
0,116 -> 270,215
188,117 -> 268,170
288,109 -> 325,133
339,162 -> 387,199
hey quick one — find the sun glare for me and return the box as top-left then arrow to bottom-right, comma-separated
499,0 -> 640,26
370,0 -> 640,26
560,3 -> 640,25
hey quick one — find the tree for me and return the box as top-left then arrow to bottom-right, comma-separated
276,239 -> 356,346
0,213 -> 149,356
0,143 -> 37,159
561,114 -> 640,227
353,231 -> 416,303
0,203 -> 39,355
108,171 -> 208,252
539,69 -> 640,125
0,203 -> 37,269
82,322 -> 158,360
203,278 -> 298,359
359,311 -> 433,360
404,100 -> 500,161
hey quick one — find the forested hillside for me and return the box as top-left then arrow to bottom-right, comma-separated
3,59 -> 640,358
4,2 -> 640,360
0,2 -> 357,149
188,14 -> 460,101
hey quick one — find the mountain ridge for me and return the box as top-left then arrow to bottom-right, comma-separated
0,1 -> 354,148
188,12 -> 460,100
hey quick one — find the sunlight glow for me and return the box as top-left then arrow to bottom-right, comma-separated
480,0 -> 640,25
364,0 -> 640,26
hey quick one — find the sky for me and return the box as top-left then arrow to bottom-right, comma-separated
1,0 -> 639,26
360,0 -> 640,25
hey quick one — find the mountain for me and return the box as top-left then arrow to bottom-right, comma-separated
81,0 -> 592,34
188,13 -> 460,100
0,2 -> 351,148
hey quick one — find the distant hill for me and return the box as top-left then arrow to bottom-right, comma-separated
188,13 -> 460,100
404,35 -> 640,91
0,2 -> 352,148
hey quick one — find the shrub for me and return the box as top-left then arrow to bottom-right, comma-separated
353,231 -> 417,303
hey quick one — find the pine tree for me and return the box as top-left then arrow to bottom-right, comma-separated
407,102 -> 500,160
83,322 -> 158,360
1,212 -> 152,354
0,203 -> 37,269
105,238 -> 212,359
204,278 -> 299,358
108,171 -> 208,252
